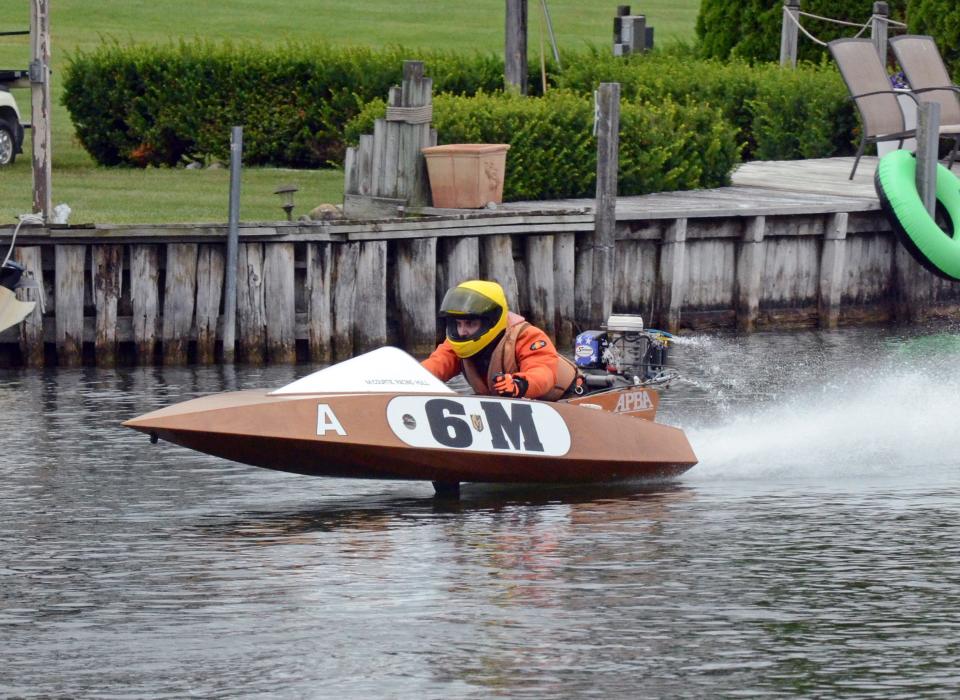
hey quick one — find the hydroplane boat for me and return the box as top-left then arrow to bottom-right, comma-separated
124,343 -> 697,495
123,347 -> 697,493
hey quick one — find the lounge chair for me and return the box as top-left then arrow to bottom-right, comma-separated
890,34 -> 960,171
828,38 -> 917,180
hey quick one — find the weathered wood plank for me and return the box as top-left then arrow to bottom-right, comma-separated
553,232 -> 576,348
332,242 -> 359,360
264,242 -> 296,363
735,216 -> 766,333
14,246 -> 44,367
613,239 -> 657,322
818,212 -> 848,329
525,235 -> 555,337
591,82 -> 620,327
355,241 -> 387,353
162,243 -> 198,365
480,234 -> 519,311
396,238 -> 437,356
195,244 -> 225,364
236,243 -> 266,363
574,232 -> 593,327
92,244 -> 123,367
657,219 -> 687,333
306,242 -> 333,363
130,244 -> 160,364
55,245 -> 85,366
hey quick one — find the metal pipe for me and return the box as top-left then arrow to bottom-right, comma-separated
222,126 -> 243,364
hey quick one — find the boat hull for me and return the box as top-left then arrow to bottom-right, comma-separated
124,390 -> 697,484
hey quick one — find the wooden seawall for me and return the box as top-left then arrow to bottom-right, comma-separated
2,157 -> 958,368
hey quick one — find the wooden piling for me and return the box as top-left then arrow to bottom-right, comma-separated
591,82 -> 620,327
525,235 -> 555,337
780,0 -> 800,68
505,0 -> 529,94
236,243 -> 266,364
195,244 -> 225,364
818,212 -> 848,329
14,246 -> 44,367
657,218 -> 687,333
481,234 -> 519,311
264,243 -> 296,364
553,232 -> 576,348
735,216 -> 766,333
396,238 -> 437,356
441,236 -> 480,297
355,241 -> 387,353
332,242 -> 359,360
162,243 -> 198,365
130,245 -> 160,365
306,242 -> 333,363
54,245 -> 84,366
92,245 -> 122,367
871,2 -> 889,63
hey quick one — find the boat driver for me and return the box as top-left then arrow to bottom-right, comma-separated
421,280 -> 578,400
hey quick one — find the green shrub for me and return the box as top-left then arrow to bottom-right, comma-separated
696,0 -> 908,64
908,0 -> 960,80
346,91 -> 741,200
62,41 -> 503,167
550,49 -> 854,160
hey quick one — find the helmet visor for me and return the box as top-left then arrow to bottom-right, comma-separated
439,286 -> 501,317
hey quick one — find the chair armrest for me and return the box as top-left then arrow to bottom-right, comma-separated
849,89 -> 919,105
912,85 -> 960,96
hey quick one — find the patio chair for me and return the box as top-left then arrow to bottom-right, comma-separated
829,38 -> 917,180
890,34 -> 960,171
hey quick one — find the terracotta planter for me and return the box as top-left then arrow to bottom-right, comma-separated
421,144 -> 510,208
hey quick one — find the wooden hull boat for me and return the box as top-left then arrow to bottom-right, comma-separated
123,348 -> 697,489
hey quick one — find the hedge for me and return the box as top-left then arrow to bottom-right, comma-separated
62,41 -> 504,167
345,91 -> 741,200
908,0 -> 960,80
551,49 -> 855,160
696,0 -> 908,64
63,40 -> 855,176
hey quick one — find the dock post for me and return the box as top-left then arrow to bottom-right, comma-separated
505,0 -> 528,94
657,218 -> 687,334
14,246 -> 44,367
590,82 -> 620,328
780,0 -> 800,68
30,0 -> 52,221
736,216 -> 766,333
916,101 -> 940,217
54,245 -> 84,367
223,126 -> 243,364
818,212 -> 848,329
871,2 -> 889,64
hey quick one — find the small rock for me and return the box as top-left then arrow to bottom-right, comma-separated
207,162 -> 224,170
185,161 -> 202,170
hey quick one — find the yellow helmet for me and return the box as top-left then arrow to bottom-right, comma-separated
439,280 -> 508,359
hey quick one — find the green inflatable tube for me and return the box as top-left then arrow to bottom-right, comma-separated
875,149 -> 960,281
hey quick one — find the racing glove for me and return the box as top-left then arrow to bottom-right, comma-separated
493,373 -> 528,398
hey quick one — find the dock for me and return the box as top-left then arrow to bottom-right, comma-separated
2,156 -> 957,368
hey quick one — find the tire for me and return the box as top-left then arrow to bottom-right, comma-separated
0,118 -> 17,166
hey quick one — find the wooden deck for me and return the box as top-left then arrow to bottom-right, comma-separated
498,156 -> 882,220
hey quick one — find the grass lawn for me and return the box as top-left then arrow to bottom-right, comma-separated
0,0 -> 700,225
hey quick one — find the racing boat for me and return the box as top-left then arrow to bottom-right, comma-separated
124,345 -> 697,494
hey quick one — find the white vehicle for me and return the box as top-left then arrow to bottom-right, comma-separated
0,86 -> 24,166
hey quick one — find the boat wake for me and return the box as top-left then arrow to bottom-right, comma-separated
676,332 -> 960,481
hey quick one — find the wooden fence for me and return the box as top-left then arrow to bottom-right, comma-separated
2,206 -> 958,368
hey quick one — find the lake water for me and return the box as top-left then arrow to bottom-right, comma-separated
2,322 -> 960,698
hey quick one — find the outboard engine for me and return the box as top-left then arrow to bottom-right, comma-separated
574,314 -> 676,392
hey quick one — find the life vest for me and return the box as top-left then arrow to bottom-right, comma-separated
461,320 -> 579,401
